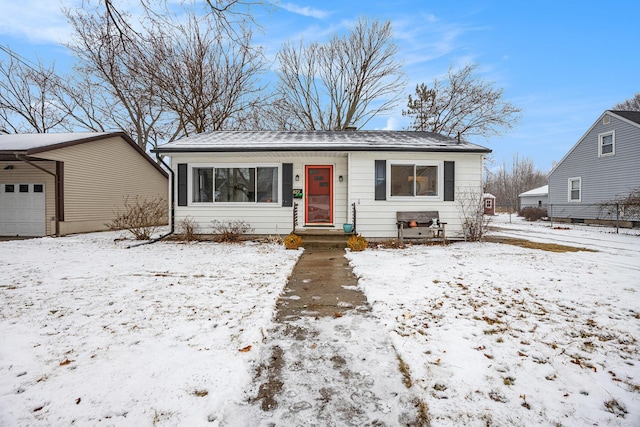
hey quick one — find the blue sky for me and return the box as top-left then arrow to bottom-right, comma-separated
0,0 -> 638,172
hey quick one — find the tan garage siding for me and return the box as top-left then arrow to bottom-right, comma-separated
0,161 -> 56,236
36,136 -> 168,235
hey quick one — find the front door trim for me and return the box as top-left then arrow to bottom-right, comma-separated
304,165 -> 333,225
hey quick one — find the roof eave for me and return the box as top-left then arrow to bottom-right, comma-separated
153,146 -> 492,154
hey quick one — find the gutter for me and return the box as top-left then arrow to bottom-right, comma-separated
127,154 -> 175,248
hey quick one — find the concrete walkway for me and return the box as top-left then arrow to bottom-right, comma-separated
276,248 -> 370,321
225,249 -> 426,426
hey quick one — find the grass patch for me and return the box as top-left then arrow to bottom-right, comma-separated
486,236 -> 595,253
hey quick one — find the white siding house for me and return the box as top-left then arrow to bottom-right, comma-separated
519,185 -> 548,210
548,110 -> 640,227
153,131 -> 491,240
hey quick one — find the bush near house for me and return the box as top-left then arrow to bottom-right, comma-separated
106,196 -> 167,240
519,207 -> 547,222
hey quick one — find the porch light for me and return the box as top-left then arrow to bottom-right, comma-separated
339,175 -> 344,182
295,174 -> 300,181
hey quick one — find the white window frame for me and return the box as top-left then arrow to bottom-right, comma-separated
188,163 -> 281,206
387,160 -> 444,200
598,130 -> 615,157
568,177 -> 581,202
485,198 -> 493,209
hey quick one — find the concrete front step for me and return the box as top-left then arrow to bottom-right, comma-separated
294,229 -> 353,249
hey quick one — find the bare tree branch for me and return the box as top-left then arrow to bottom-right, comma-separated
274,17 -> 406,130
403,64 -> 522,139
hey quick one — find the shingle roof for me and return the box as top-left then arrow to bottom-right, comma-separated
152,131 -> 492,154
610,110 -> 640,125
0,132 -> 167,177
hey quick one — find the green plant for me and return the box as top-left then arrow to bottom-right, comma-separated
106,195 -> 167,240
211,219 -> 253,243
347,234 -> 367,251
176,217 -> 200,241
283,233 -> 303,249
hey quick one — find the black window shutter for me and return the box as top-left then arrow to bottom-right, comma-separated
282,163 -> 293,207
177,163 -> 188,206
374,160 -> 386,200
444,161 -> 455,201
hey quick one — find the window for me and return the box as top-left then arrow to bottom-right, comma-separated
34,184 -> 43,193
191,165 -> 278,204
568,177 -> 581,202
5,184 -> 14,193
485,199 -> 493,209
599,131 -> 615,157
390,163 -> 440,197
19,184 -> 29,193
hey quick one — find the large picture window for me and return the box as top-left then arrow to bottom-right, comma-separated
390,163 -> 439,197
191,165 -> 278,204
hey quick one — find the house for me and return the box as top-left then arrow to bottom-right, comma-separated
548,110 -> 640,227
0,132 -> 168,237
152,131 -> 491,239
519,185 -> 548,210
483,193 -> 496,215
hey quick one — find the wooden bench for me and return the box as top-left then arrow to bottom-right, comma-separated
396,211 -> 446,243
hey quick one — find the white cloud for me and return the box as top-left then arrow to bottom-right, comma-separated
277,2 -> 330,19
0,0 -> 77,44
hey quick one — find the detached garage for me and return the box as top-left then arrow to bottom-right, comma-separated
0,132 -> 168,237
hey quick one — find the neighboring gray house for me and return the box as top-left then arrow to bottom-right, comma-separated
153,131 -> 491,239
548,110 -> 640,226
519,185 -> 548,210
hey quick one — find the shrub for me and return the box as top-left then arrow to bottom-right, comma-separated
519,207 -> 547,222
347,234 -> 367,251
106,196 -> 167,240
283,233 -> 303,249
176,217 -> 200,242
210,219 -> 253,243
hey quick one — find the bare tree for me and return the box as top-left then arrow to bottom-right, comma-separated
403,64 -> 522,139
484,154 -> 547,212
142,12 -> 265,136
64,1 -> 265,149
0,53 -> 70,133
612,93 -> 640,111
274,17 -> 406,130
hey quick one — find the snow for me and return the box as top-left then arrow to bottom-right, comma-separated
1,215 -> 638,426
0,234 -> 301,426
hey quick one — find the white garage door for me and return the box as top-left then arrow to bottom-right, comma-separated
0,183 -> 46,236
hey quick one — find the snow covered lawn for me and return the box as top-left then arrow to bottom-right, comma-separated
0,233 -> 300,426
347,217 -> 640,426
1,216 -> 638,426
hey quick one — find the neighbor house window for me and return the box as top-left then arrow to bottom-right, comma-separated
568,177 -> 581,202
191,165 -> 278,204
599,131 -> 615,157
390,163 -> 440,197
485,199 -> 493,209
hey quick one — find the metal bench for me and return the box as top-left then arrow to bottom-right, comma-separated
396,211 -> 446,243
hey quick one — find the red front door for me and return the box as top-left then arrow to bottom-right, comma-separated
305,165 -> 333,224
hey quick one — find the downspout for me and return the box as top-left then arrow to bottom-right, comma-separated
127,154 -> 175,248
16,154 -> 60,236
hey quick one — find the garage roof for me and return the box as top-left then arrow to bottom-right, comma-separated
0,132 -> 167,177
